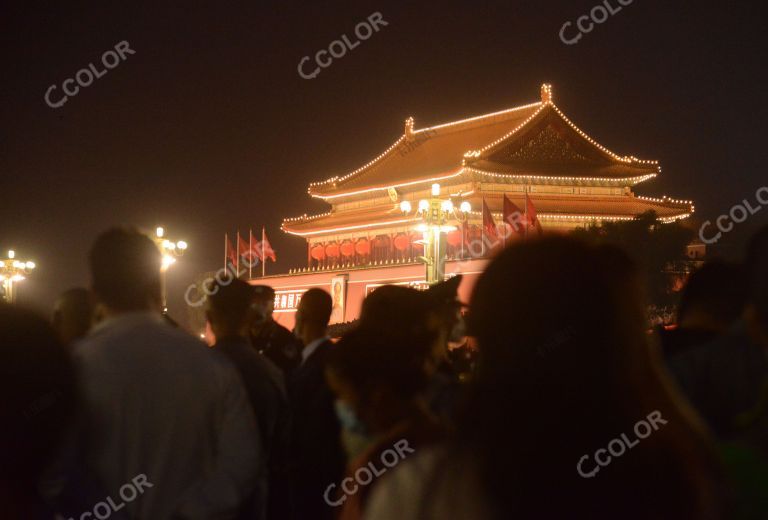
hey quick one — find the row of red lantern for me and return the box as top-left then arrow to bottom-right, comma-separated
311,239 -> 371,260
310,232 -> 438,261
310,229 -> 474,261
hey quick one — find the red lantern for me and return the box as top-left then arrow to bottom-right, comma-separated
341,241 -> 355,257
447,229 -> 463,246
325,243 -> 340,258
394,234 -> 410,251
355,239 -> 370,255
311,245 -> 325,260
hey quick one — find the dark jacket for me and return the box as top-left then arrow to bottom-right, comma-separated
288,339 -> 346,520
251,320 -> 302,377
214,337 -> 291,520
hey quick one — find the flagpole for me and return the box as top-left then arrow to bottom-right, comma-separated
236,229 -> 240,277
481,197 -> 486,257
249,228 -> 253,280
525,183 -> 529,241
262,226 -> 266,278
224,233 -> 227,273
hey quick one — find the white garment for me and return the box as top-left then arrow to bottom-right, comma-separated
74,312 -> 262,519
364,446 -> 493,520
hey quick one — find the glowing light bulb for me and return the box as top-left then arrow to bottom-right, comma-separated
431,183 -> 441,197
177,241 -> 188,250
418,200 -> 429,213
8,250 -> 15,259
399,201 -> 412,213
156,227 -> 165,238
460,201 -> 472,213
441,200 -> 453,212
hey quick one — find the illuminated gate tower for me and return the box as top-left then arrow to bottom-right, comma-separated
263,84 -> 693,329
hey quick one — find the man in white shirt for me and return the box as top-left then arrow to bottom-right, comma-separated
71,227 -> 262,519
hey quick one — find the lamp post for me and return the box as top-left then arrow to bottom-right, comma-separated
0,250 -> 36,303
152,227 -> 188,312
400,183 -> 472,285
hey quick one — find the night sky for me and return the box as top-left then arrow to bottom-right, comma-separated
1,1 -> 765,327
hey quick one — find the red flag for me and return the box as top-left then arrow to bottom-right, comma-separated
525,193 -> 543,235
237,233 -> 249,257
262,228 -> 277,262
482,198 -> 498,242
225,234 -> 238,267
503,195 -> 526,236
249,230 -> 263,262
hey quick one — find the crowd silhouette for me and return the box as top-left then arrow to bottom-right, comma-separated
1,224 -> 767,519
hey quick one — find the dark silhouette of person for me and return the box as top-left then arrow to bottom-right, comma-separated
52,287 -> 95,347
288,288 -> 345,520
326,327 -> 443,520
250,285 -> 302,377
206,276 -> 290,520
669,227 -> 768,440
366,237 -> 725,520
659,262 -> 747,357
0,304 -> 77,517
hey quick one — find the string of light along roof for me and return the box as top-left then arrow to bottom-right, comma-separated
308,100 -> 545,190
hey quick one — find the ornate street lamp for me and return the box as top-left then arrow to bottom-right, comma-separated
400,183 -> 472,285
152,226 -> 188,312
0,250 -> 36,303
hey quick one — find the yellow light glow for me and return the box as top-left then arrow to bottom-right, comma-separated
162,255 -> 176,270
431,183 -> 441,196
418,200 -> 429,212
8,250 -> 15,259
441,200 -> 453,212
25,261 -> 35,269
156,227 -> 165,238
177,241 -> 188,250
460,201 -> 472,213
399,201 -> 412,213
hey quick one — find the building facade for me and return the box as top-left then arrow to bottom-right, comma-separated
256,84 -> 694,329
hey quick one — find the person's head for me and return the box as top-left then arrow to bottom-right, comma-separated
425,275 -> 465,356
326,327 -> 432,436
359,285 -> 442,368
251,285 -> 275,323
52,287 -> 95,346
463,236 -> 721,517
0,305 -> 77,502
206,277 -> 258,341
294,288 -> 332,344
676,261 -> 747,332
745,225 -> 768,347
89,227 -> 162,314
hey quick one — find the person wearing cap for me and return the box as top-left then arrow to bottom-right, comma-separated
250,285 -> 302,377
207,277 -> 291,520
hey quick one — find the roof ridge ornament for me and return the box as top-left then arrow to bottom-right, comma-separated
404,116 -> 415,140
541,83 -> 553,103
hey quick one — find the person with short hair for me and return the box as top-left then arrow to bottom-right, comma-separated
288,288 -> 345,520
659,262 -> 748,357
250,285 -> 302,377
206,277 -> 290,520
669,227 -> 768,439
68,227 -> 262,518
